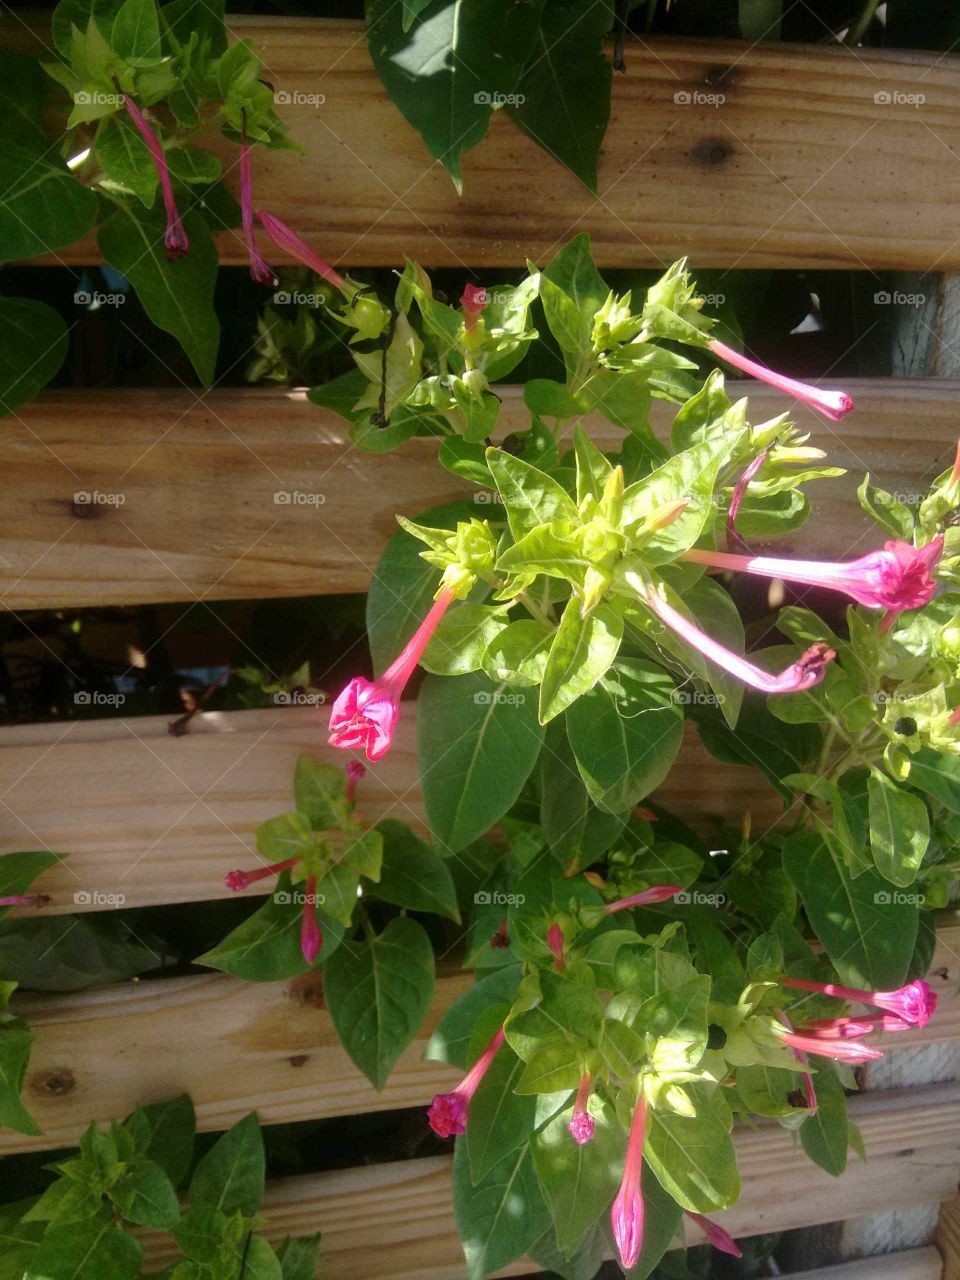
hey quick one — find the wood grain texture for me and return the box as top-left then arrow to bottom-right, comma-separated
9,17 -> 960,270
0,708 -> 790,912
938,1200 -> 960,1280
780,1248 -> 943,1280
8,930 -> 956,1158
134,1084 -> 960,1277
3,379 -> 957,610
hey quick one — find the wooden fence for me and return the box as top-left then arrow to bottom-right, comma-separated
3,11 -> 960,1277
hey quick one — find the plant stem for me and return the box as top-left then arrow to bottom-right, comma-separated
844,0 -> 879,45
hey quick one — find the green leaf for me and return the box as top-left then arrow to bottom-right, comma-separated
0,850 -> 59,918
644,1088 -> 739,1212
123,1094 -> 196,1185
276,1234 -> 322,1280
196,872 -> 343,981
25,1221 -> 142,1280
782,829 -> 918,989
566,658 -> 683,813
373,819 -> 460,921
293,756 -> 346,830
97,203 -> 220,384
324,916 -> 434,1089
482,619 -> 554,687
188,1112 -> 264,1216
626,1164 -> 685,1279
0,298 -> 69,418
508,4 -> 613,191
908,748 -> 960,812
539,720 -> 626,868
426,964 -> 522,1068
486,448 -> 579,541
0,50 -> 47,149
867,768 -> 929,887
858,474 -> 914,540
0,1026 -> 38,1135
243,1236 -> 283,1280
0,140 -> 97,259
255,812 -> 314,862
112,1158 -> 180,1228
367,501 -> 472,675
418,671 -> 545,853
111,0 -> 161,60
531,1096 -> 624,1252
800,1061 -> 848,1175
94,115 -> 157,205
366,0 -> 542,190
467,1040 -> 542,1181
0,913 -> 160,991
453,1138 -> 550,1280
539,598 -> 623,724
422,604 -> 510,676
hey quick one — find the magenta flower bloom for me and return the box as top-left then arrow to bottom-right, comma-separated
225,857 -> 298,892
781,977 -> 938,1028
257,210 -> 348,292
628,571 -> 836,694
329,587 -> 457,762
547,922 -> 565,972
775,1025 -> 883,1063
794,1017 -> 875,1040
686,1211 -> 742,1258
684,538 -> 943,629
121,94 -> 188,259
606,885 -> 682,914
568,1072 -> 595,1146
240,123 -> 277,286
460,283 -> 488,333
611,1095 -> 647,1270
427,1025 -> 506,1138
777,1006 -> 817,1115
300,873 -> 322,965
707,338 -> 854,421
345,760 -> 366,805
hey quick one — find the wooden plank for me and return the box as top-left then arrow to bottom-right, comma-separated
135,1085 -> 960,1277
2,379 -> 957,610
938,1200 -> 960,1280
0,709 -> 792,911
781,1248 -> 943,1280
9,18 -> 960,270
9,931 -> 956,1158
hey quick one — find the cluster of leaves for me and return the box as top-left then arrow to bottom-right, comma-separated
199,757 -> 460,1089
1,0 -> 289,409
422,821 -> 914,1280
0,1094 -> 319,1279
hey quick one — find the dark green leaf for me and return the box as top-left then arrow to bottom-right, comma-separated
0,140 -> 97,259
0,300 -> 68,418
453,1138 -> 550,1280
123,1094 -> 196,1185
373,819 -> 460,921
188,1112 -> 264,1216
25,1220 -> 142,1280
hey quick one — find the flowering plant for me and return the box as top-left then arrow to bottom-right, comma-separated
311,238 -> 957,1274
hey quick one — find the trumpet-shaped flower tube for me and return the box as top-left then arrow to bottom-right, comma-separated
240,124 -> 277,286
605,885 -> 682,914
257,210 -> 349,292
686,1212 -> 742,1258
121,94 -> 188,259
568,1072 -> 595,1145
707,338 -> 854,421
329,587 -> 457,761
781,977 -> 937,1028
611,1095 -> 647,1270
428,1025 -> 506,1138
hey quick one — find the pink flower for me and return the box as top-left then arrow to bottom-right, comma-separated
427,1026 -> 505,1138
794,1017 -> 875,1040
225,857 -> 298,891
726,447 -> 769,550
627,571 -> 836,694
329,587 -> 457,762
781,977 -> 938,1028
777,1006 -> 817,1115
775,1025 -> 883,1064
547,923 -> 565,972
0,894 -> 49,908
568,1072 -> 595,1146
489,920 -> 510,949
611,1095 -> 647,1270
461,283 -> 487,333
606,885 -> 682,914
683,538 -> 943,630
345,760 -> 366,805
240,120 -> 277,286
257,211 -> 348,292
707,338 -> 854,421
686,1211 -> 742,1258
121,94 -> 188,259
300,873 -> 322,965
